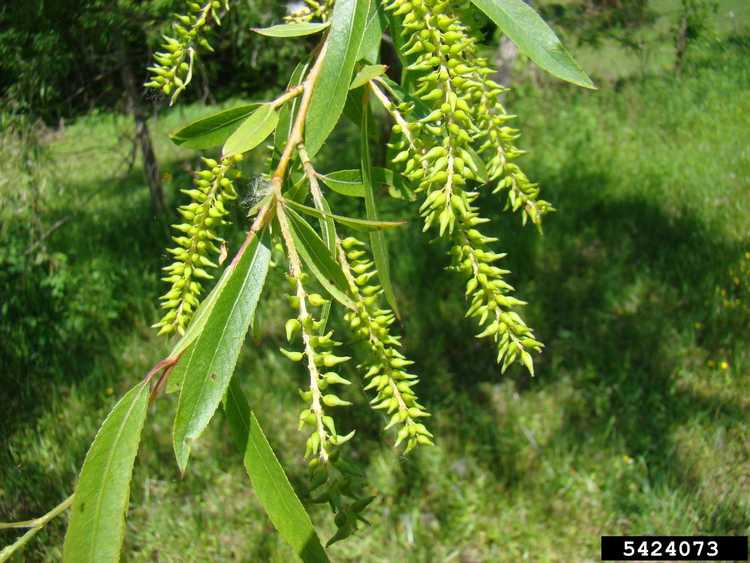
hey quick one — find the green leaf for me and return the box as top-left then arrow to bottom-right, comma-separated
225,379 -> 330,563
360,96 -> 400,317
312,194 -> 337,260
253,22 -> 330,38
285,207 -> 355,309
305,0 -> 370,156
470,0 -> 595,89
62,382 -> 150,563
166,343 -> 191,395
318,170 -> 365,198
350,64 -> 388,90
357,1 -> 385,63
223,104 -> 279,157
318,167 -> 393,198
169,104 -> 262,149
285,198 -> 405,232
286,173 -> 311,204
172,234 -> 271,472
342,84 -> 367,127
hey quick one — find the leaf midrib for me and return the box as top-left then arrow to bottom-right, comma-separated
86,385 -> 144,561
177,244 -> 258,459
321,0 -> 362,104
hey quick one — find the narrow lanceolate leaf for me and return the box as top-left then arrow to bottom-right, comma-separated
285,207 -> 355,309
285,198 -> 405,232
286,174 -> 310,204
166,341 -> 193,394
350,64 -> 388,90
253,22 -> 330,37
225,378 -> 329,563
470,0 -> 595,89
170,104 -> 261,149
360,97 -> 400,317
305,0 -> 370,156
318,167 -> 393,198
223,104 -> 279,157
172,234 -> 271,472
357,0 -> 384,63
63,382 -> 150,563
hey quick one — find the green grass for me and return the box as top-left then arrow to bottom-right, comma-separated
1,31 -> 749,563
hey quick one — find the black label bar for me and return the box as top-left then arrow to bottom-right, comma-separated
601,535 -> 748,561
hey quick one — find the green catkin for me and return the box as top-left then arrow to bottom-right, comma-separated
282,262 -> 371,545
382,0 -> 546,373
145,0 -> 558,547
338,236 -> 433,452
154,155 -> 241,335
474,67 -> 554,226
282,271 -> 353,464
145,0 -> 229,104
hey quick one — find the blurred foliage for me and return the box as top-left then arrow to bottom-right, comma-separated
0,118 -> 158,434
539,0 -> 718,58
676,0 -> 719,41
0,0 -> 305,122
539,0 -> 658,49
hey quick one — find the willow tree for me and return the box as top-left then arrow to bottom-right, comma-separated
0,0 -> 592,560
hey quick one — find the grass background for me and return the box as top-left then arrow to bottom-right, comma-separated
1,2 -> 749,561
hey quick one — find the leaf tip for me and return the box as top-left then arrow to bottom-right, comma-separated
579,75 -> 597,90
173,439 -> 191,475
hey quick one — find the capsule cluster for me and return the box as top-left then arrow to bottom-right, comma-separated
339,237 -> 432,452
386,0 -> 552,225
145,0 -> 228,104
285,0 -> 334,23
154,155 -> 240,336
281,269 -> 373,545
474,70 -> 554,226
382,0 -> 547,373
281,274 -> 353,464
449,209 -> 544,373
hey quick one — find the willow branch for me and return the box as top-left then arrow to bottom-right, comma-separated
0,495 -> 74,563
270,84 -> 305,110
271,40 -> 329,187
275,196 -> 330,462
